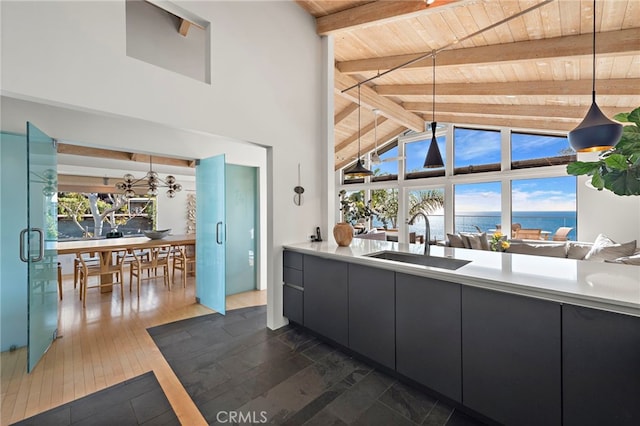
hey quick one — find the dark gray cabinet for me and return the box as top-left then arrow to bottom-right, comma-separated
303,255 -> 349,346
283,251 -> 304,324
348,264 -> 395,369
396,273 -> 462,402
461,286 -> 561,426
562,305 -> 640,426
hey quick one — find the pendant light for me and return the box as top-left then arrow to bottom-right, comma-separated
568,0 -> 622,152
344,84 -> 374,177
371,109 -> 381,165
424,51 -> 444,168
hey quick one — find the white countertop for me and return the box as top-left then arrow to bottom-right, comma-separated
283,239 -> 640,317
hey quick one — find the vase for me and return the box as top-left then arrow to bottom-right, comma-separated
333,222 -> 354,247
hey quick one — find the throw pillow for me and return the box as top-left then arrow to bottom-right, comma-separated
584,234 -> 637,262
461,232 -> 488,250
447,233 -> 465,248
567,242 -> 592,260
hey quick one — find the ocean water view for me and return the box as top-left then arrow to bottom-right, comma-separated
381,211 -> 577,242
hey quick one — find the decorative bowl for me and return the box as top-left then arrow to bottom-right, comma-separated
143,229 -> 171,240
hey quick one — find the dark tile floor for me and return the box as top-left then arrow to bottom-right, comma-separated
147,306 -> 485,426
11,371 -> 179,426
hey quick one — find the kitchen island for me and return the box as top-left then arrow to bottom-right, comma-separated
282,239 -> 639,426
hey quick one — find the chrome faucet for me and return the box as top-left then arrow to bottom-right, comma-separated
408,211 -> 431,255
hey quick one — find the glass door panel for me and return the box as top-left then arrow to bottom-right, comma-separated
26,122 -> 58,372
225,165 -> 257,295
195,154 -> 226,314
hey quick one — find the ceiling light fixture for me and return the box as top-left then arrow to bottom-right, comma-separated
115,156 -> 182,198
371,109 -> 381,165
568,0 -> 622,152
424,51 -> 444,168
343,84 -> 374,177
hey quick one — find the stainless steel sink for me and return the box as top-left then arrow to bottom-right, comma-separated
364,251 -> 471,270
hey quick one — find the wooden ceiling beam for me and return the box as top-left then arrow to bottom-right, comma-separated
335,125 -> 406,170
58,174 -> 119,194
335,116 -> 389,153
178,18 -> 191,36
336,69 -> 424,132
316,0 -> 466,36
338,28 -> 640,74
334,103 -> 358,125
57,143 -> 195,168
403,102 -> 630,120
426,114 -> 577,132
376,78 -> 640,97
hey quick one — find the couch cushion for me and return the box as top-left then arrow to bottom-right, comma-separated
507,243 -> 567,258
584,234 -> 637,262
567,242 -> 592,260
447,233 -> 465,248
611,254 -> 640,266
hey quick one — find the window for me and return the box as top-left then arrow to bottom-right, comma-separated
511,133 -> 575,170
408,188 -> 445,242
371,143 -> 399,182
454,128 -> 501,174
511,177 -> 577,240
404,135 -> 446,179
454,182 -> 501,234
338,190 -> 367,225
371,189 -> 398,229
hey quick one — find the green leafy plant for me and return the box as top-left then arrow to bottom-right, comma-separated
338,190 -> 373,224
566,107 -> 640,196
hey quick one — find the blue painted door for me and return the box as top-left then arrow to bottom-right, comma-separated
195,154 -> 226,314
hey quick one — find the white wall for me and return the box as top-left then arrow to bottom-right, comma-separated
577,154 -> 640,243
1,0 -> 324,329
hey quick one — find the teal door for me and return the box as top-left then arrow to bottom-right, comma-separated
25,122 -> 58,372
195,154 -> 226,314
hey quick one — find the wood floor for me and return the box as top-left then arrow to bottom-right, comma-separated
0,271 -> 267,426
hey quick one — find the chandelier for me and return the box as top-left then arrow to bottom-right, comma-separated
115,156 -> 182,198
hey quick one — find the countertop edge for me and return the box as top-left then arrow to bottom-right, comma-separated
283,242 -> 640,318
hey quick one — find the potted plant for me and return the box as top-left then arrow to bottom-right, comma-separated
566,107 -> 640,196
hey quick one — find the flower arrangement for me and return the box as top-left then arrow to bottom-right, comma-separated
490,232 -> 510,252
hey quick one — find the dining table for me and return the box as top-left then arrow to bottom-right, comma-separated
57,234 -> 196,291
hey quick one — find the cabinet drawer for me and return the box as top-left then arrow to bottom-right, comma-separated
283,284 -> 303,324
283,251 -> 303,270
283,267 -> 303,287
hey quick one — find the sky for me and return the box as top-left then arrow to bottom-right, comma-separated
455,177 -> 576,212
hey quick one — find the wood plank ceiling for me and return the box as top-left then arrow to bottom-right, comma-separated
295,0 -> 640,170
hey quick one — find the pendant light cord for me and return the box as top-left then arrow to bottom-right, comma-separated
591,0 -> 596,103
358,83 -> 362,159
432,51 -> 436,124
374,109 -> 377,150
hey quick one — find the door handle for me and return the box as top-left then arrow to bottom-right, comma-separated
216,221 -> 223,245
19,228 -> 44,262
32,228 -> 44,262
19,229 -> 28,262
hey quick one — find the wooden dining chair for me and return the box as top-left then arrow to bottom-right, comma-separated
130,244 -> 172,298
172,244 -> 196,288
74,254 -> 101,290
77,249 -> 127,308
